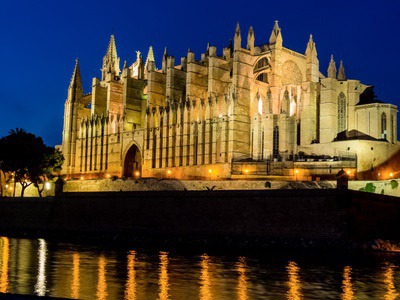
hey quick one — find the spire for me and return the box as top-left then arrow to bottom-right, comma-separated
234,22 -> 242,50
67,59 -> 83,103
145,46 -> 156,71
247,26 -> 255,52
305,34 -> 319,82
327,55 -> 337,79
269,20 -> 282,47
338,60 -> 346,80
162,47 -> 168,73
69,58 -> 82,90
101,34 -> 120,81
305,34 -> 318,63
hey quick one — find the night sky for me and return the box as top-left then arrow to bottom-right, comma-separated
1,0 -> 399,146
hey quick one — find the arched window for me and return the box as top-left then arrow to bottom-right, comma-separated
255,57 -> 269,70
337,92 -> 347,133
381,112 -> 387,139
256,73 -> 268,83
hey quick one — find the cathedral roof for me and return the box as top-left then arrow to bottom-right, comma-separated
356,86 -> 385,105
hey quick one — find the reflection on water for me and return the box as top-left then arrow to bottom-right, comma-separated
158,251 -> 169,300
71,252 -> 80,299
341,266 -> 354,300
0,236 -> 398,299
287,261 -> 302,300
34,239 -> 47,296
200,254 -> 212,300
125,250 -> 137,300
96,255 -> 108,300
383,262 -> 399,300
237,256 -> 247,300
0,237 -> 9,293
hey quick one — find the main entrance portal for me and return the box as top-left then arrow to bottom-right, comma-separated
123,145 -> 141,177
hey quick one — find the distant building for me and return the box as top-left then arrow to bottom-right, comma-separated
62,22 -> 399,180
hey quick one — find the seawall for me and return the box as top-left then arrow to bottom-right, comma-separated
0,189 -> 399,248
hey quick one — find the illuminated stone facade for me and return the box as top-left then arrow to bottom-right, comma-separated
62,22 -> 399,179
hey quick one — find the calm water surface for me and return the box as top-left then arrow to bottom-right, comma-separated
0,237 -> 399,299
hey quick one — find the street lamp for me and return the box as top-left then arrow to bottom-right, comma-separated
135,171 -> 140,178
208,169 -> 212,180
390,172 -> 393,178
295,169 -> 299,180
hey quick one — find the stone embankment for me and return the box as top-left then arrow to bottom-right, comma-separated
0,189 -> 400,250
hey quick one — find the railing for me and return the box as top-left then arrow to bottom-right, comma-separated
231,152 -> 357,176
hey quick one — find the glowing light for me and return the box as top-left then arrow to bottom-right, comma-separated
244,169 -> 249,174
158,252 -> 170,300
0,237 -> 9,293
80,176 -> 84,180
96,255 -> 108,300
134,171 -> 140,177
287,261 -> 302,300
200,254 -> 212,300
383,262 -> 398,300
167,170 -> 171,175
295,169 -> 299,174
106,174 -> 111,178
237,257 -> 248,300
341,266 -> 354,300
71,253 -> 80,299
347,170 -> 351,175
35,239 -> 47,296
390,173 -> 393,178
125,250 -> 137,300
44,182 -> 51,190
208,169 -> 212,173
4,185 -> 8,189
258,97 -> 263,115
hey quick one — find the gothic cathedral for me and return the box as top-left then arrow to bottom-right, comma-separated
62,22 -> 399,180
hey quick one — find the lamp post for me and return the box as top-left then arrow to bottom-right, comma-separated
295,169 -> 299,181
208,169 -> 212,181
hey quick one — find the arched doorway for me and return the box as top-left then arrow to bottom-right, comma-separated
124,144 -> 141,177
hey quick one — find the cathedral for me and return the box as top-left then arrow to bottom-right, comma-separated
62,21 -> 399,180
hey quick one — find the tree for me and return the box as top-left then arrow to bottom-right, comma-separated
0,128 -> 64,197
30,147 -> 64,197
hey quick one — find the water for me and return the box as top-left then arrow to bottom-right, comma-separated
0,237 -> 399,299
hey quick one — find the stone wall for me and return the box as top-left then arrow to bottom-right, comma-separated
6,177 -> 400,197
0,189 -> 400,247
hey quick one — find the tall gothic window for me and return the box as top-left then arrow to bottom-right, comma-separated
254,57 -> 269,71
381,112 -> 387,139
337,92 -> 347,133
273,126 -> 279,159
391,114 -> 394,143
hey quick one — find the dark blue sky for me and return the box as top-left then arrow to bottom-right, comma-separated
1,0 -> 399,146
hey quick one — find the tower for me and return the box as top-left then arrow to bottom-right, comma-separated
62,59 -> 83,175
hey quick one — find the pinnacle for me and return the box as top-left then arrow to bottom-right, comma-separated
69,58 -> 82,90
235,22 -> 241,35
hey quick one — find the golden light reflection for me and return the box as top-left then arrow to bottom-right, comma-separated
0,237 -> 9,293
96,255 -> 108,300
71,252 -> 80,299
35,239 -> 47,296
341,266 -> 354,300
287,261 -> 302,300
158,251 -> 170,300
125,250 -> 137,300
200,254 -> 212,300
237,256 -> 248,300
383,263 -> 399,300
